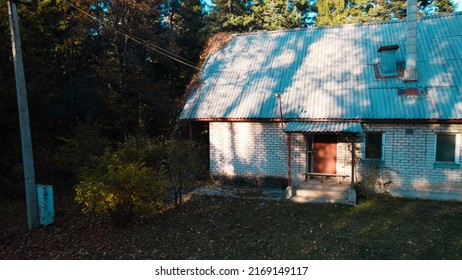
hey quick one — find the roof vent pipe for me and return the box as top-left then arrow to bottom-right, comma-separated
404,0 -> 418,82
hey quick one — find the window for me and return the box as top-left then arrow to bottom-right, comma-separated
365,132 -> 383,160
435,134 -> 460,164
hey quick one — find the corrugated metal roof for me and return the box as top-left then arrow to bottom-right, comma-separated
181,13 -> 462,120
283,122 -> 363,134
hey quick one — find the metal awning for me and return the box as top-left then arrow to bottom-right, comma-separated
283,122 -> 363,134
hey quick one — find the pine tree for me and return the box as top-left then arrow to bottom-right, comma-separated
314,0 -> 456,26
208,0 -> 310,32
251,0 -> 304,31
170,0 -> 209,62
208,0 -> 255,32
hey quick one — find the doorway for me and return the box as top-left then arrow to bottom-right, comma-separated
307,134 -> 337,174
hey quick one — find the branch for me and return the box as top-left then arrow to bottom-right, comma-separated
9,0 -> 30,5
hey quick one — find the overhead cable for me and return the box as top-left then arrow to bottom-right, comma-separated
63,0 -> 203,71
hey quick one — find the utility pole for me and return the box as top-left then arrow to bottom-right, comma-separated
7,0 -> 39,231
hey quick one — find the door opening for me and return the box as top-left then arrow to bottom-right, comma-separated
311,134 -> 337,174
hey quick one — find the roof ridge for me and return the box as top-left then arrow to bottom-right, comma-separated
233,12 -> 462,37
421,11 -> 462,20
233,19 -> 403,37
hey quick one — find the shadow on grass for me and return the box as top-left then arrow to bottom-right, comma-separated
1,194 -> 462,259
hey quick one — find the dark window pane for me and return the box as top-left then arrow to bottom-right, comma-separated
366,133 -> 382,159
436,134 -> 456,162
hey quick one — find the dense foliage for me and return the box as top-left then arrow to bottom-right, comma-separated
208,0 -> 455,31
0,0 -> 456,205
0,0 -> 208,201
74,136 -> 201,226
162,139 -> 204,208
75,137 -> 166,227
314,0 -> 455,26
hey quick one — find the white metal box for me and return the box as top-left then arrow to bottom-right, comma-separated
37,184 -> 54,226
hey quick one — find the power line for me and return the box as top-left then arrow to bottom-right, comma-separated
63,0 -> 203,72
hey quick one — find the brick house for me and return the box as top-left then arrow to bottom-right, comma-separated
181,7 -> 462,202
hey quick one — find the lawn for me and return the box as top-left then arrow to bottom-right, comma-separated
1,193 -> 462,259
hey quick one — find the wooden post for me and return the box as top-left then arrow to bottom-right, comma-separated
351,135 -> 355,189
287,133 -> 292,187
7,0 -> 39,231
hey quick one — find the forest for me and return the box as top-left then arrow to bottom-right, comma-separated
0,0 -> 455,223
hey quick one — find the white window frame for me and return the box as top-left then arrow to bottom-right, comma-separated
434,133 -> 461,164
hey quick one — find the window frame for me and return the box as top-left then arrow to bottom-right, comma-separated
364,132 -> 385,161
434,133 -> 461,164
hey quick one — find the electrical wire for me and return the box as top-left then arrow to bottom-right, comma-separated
62,0 -> 203,72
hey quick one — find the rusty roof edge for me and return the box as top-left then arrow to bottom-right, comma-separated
179,118 -> 462,124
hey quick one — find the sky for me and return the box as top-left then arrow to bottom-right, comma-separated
455,0 -> 462,11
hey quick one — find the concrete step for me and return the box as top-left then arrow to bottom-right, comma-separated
296,184 -> 352,191
290,188 -> 356,205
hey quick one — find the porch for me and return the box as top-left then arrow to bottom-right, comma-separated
283,121 -> 361,205
289,177 -> 356,205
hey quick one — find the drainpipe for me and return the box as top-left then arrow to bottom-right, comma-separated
276,93 -> 292,190
351,135 -> 355,189
287,133 -> 292,188
276,93 -> 284,131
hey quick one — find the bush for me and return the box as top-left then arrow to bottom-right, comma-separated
74,136 -> 205,226
55,123 -> 111,191
162,139 -> 203,208
355,165 -> 396,201
75,138 -> 166,227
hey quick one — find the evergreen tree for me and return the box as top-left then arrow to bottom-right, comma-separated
426,0 -> 456,15
208,0 -> 255,32
208,0 -> 311,32
251,0 -> 305,31
314,0 -> 455,26
0,0 -> 204,199
170,0 -> 209,62
166,0 -> 209,103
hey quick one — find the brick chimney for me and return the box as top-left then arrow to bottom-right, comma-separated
404,0 -> 418,82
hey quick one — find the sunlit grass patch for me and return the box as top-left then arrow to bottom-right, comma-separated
1,194 -> 462,259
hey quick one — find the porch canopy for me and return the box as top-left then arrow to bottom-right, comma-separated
283,121 -> 363,134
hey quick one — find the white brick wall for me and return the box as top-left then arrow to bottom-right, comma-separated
210,122 -> 288,177
209,122 -> 354,183
290,133 -> 306,181
360,124 -> 462,198
209,121 -> 462,199
337,136 -> 355,178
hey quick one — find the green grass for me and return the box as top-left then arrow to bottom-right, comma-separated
1,195 -> 462,259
